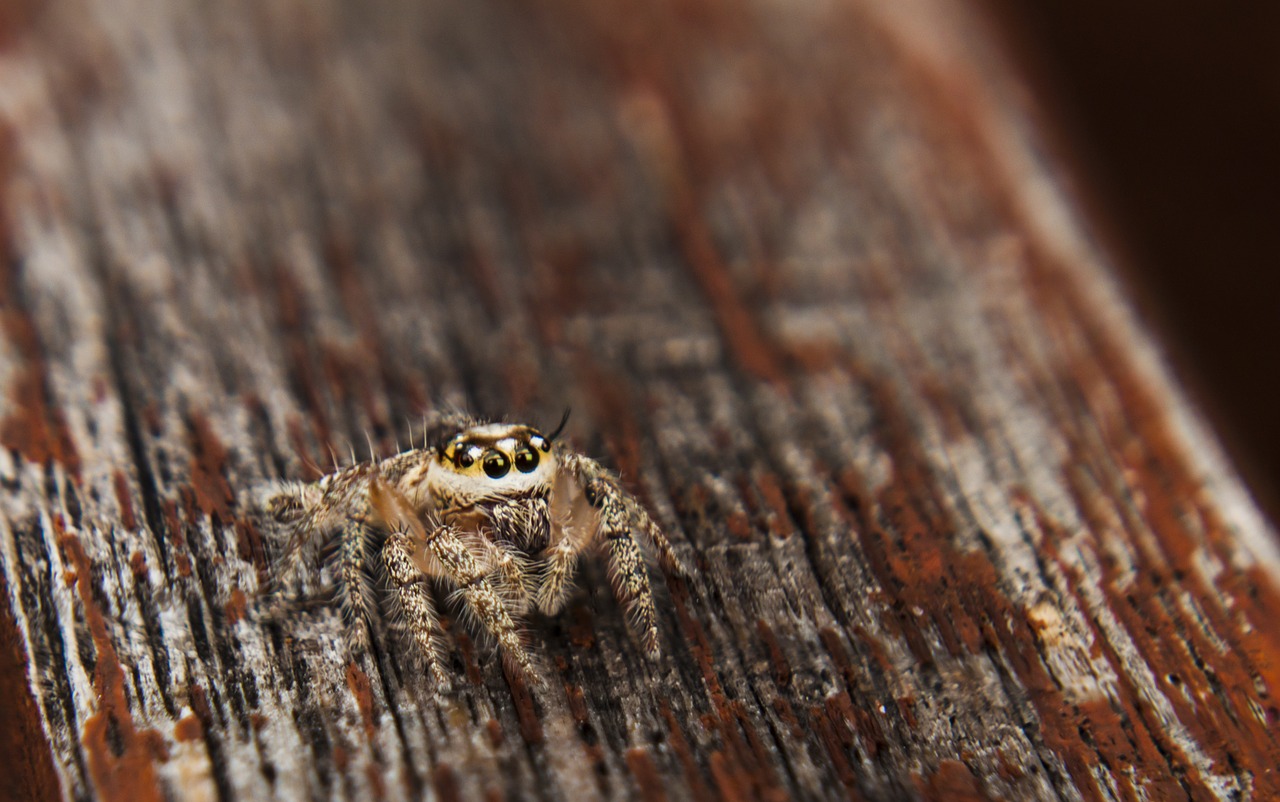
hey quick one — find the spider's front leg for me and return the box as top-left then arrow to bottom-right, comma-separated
368,476 -> 541,685
484,539 -> 537,612
382,527 -> 452,693
563,454 -> 687,657
599,490 -> 660,655
535,526 -> 587,616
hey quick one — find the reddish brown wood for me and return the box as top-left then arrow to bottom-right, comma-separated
1,1 -> 1278,801
0,570 -> 63,802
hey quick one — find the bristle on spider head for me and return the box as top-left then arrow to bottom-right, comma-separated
545,408 -> 571,443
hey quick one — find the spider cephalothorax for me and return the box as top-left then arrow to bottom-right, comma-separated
428,423 -> 556,550
263,412 -> 685,692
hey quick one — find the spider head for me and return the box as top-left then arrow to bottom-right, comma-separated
430,421 -> 559,501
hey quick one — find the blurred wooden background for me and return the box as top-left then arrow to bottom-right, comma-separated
990,1 -> 1280,526
1,0 -> 1279,800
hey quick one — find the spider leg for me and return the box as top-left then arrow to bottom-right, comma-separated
263,465 -> 385,651
535,494 -> 592,615
262,481 -> 324,583
437,535 -> 539,683
369,476 -> 541,685
485,498 -> 549,611
382,527 -> 451,693
485,537 -> 536,612
535,538 -> 580,615
561,452 -> 692,650
558,453 -> 673,654
560,453 -> 687,576
262,480 -> 374,646
593,485 -> 661,656
335,516 -> 376,649
633,501 -> 689,576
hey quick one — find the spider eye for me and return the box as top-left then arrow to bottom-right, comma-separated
533,436 -> 550,453
514,447 -> 540,473
454,447 -> 476,469
482,450 -> 511,479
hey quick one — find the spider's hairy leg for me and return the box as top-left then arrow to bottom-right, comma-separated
485,498 -> 549,610
634,504 -> 689,577
561,453 -> 687,652
265,480 -> 317,526
536,498 -> 591,615
257,480 -> 344,629
263,481 -> 324,581
368,475 -> 542,686
536,538 -> 580,616
535,456 -> 596,614
563,455 -> 662,654
336,516 -> 376,649
263,468 -> 378,648
382,527 -> 451,693
595,488 -> 661,656
487,539 -> 535,612
561,453 -> 686,576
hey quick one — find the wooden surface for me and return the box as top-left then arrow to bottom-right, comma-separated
2,0 -> 1279,800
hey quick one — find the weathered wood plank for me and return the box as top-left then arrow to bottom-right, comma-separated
2,0 -> 1279,800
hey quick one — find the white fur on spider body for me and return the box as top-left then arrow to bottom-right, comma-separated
263,414 -> 685,691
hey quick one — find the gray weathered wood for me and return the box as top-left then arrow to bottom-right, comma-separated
2,0 -> 1280,800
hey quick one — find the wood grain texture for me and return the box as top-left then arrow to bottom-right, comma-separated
1,0 -> 1278,800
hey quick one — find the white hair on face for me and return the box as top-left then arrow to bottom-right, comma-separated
468,423 -> 520,439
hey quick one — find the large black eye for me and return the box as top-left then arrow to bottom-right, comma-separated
482,450 -> 510,479
515,447 -> 540,473
454,446 -> 476,469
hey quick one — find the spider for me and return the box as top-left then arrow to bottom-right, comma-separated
262,411 -> 685,691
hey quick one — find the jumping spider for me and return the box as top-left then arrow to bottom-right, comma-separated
263,412 -> 685,691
